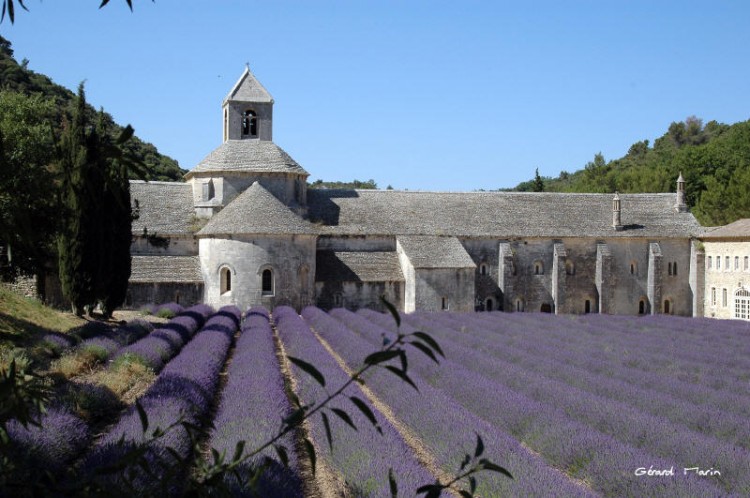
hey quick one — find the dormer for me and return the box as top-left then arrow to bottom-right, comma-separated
222,65 -> 274,142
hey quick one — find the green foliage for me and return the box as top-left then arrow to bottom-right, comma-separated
511,116 -> 750,225
57,84 -> 137,316
309,178 -> 379,189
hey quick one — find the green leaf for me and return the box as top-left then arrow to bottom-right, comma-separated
350,396 -> 382,434
331,408 -> 357,431
479,459 -> 514,479
288,356 -> 326,387
410,341 -> 440,364
399,349 -> 407,372
469,475 -> 477,493
380,295 -> 401,327
412,332 -> 445,358
304,438 -> 316,474
460,453 -> 471,470
117,125 -> 135,145
232,440 -> 245,463
322,412 -> 333,453
474,433 -> 484,458
384,366 -> 419,392
135,400 -> 148,433
364,350 -> 401,366
389,468 -> 398,497
273,444 -> 289,467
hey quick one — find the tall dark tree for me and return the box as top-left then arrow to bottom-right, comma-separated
532,168 -> 544,192
57,84 -> 140,316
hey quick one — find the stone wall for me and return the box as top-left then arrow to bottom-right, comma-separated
703,240 -> 750,319
125,282 -> 204,309
315,280 -> 403,312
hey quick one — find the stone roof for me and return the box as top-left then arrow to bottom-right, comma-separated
398,236 -> 476,269
197,181 -> 316,237
316,251 -> 404,282
130,256 -> 202,283
702,219 -> 750,239
130,181 -> 196,235
184,140 -> 308,178
223,66 -> 273,104
307,190 -> 704,238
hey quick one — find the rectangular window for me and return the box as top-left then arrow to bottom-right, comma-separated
707,256 -> 712,269
735,256 -> 740,270
726,256 -> 730,270
717,257 -> 721,270
723,288 -> 728,307
711,287 -> 716,306
745,256 -> 749,271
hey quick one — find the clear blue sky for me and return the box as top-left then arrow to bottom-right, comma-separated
3,1 -> 749,190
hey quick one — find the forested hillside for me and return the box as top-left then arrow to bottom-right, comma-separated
0,35 -> 185,181
513,116 -> 750,226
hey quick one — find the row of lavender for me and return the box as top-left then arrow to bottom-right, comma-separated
325,308 -> 732,497
82,305 -> 240,494
274,306 -> 437,496
302,306 -> 595,497
409,310 -> 750,440
391,310 -> 749,495
5,304 -> 215,492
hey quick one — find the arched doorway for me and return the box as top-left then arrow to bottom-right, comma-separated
540,303 -> 552,313
486,298 -> 494,311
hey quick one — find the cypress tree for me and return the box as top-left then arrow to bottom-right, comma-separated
57,84 -> 97,315
57,84 -> 138,317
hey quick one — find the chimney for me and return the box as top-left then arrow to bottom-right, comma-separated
674,173 -> 687,212
613,192 -> 623,231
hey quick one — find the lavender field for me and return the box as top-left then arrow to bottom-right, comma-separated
6,306 -> 749,497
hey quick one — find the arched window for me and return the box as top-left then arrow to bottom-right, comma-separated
638,299 -> 646,315
735,288 -> 750,320
534,261 -> 544,275
515,299 -> 524,312
630,262 -> 637,275
333,292 -> 343,307
565,260 -> 575,276
486,298 -> 494,311
242,110 -> 258,137
663,299 -> 671,315
174,292 -> 181,305
441,297 -> 448,310
667,262 -> 672,276
261,269 -> 273,296
220,267 -> 232,295
584,300 -> 591,314
711,287 -> 717,306
479,263 -> 488,276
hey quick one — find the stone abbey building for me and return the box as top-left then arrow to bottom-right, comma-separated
128,67 -> 710,316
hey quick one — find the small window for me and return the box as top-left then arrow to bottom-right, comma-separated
745,256 -> 749,271
242,110 -> 258,137
486,298 -> 494,311
220,267 -> 232,295
723,288 -> 728,307
333,292 -> 343,307
262,269 -> 273,296
441,297 -> 448,310
711,287 -> 716,306
515,299 -> 524,312
664,299 -> 671,315
175,292 -> 181,305
707,256 -> 712,269
630,262 -> 637,275
223,108 -> 228,142
584,300 -> 591,314
717,257 -> 721,270
534,261 -> 544,275
638,300 -> 645,315
479,263 -> 488,276
565,260 -> 575,276
726,256 -> 730,271
735,256 -> 740,270
667,262 -> 672,276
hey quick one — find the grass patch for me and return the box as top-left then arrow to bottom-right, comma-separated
50,345 -> 111,378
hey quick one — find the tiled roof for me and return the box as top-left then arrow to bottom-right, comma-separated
197,182 -> 316,236
307,190 -> 704,238
130,256 -> 202,283
702,219 -> 750,239
315,251 -> 404,282
223,66 -> 273,104
130,181 -> 196,235
398,236 -> 476,269
185,140 -> 308,178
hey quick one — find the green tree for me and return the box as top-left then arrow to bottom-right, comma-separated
532,168 -> 544,192
57,84 -> 139,316
0,91 -> 58,277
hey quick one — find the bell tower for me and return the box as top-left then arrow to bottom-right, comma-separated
222,65 -> 274,142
